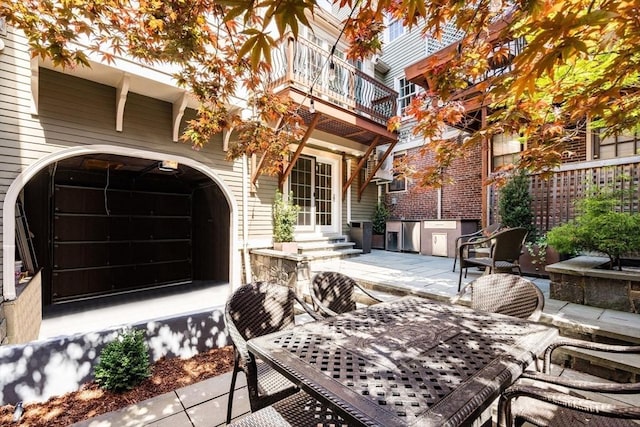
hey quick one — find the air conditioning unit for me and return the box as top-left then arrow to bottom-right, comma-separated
365,150 -> 394,183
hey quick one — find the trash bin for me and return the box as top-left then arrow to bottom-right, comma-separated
350,221 -> 372,254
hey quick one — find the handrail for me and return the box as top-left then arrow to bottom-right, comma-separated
270,37 -> 398,125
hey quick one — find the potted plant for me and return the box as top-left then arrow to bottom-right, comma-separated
273,190 -> 300,253
371,203 -> 389,249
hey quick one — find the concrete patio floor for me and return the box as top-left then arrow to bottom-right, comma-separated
37,250 -> 640,426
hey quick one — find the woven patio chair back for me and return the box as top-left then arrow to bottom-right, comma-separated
499,338 -> 640,426
224,281 -> 300,423
310,271 -> 358,315
467,273 -> 544,321
491,227 -> 529,263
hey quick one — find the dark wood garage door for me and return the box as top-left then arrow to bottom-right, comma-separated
51,184 -> 193,302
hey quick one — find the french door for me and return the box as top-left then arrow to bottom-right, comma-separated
289,155 -> 339,234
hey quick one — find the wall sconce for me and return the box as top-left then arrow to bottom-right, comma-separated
328,61 -> 336,82
158,160 -> 178,171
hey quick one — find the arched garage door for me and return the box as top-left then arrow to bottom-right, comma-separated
21,153 -> 230,305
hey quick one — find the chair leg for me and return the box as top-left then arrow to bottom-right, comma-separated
458,266 -> 464,291
226,353 -> 240,424
453,253 -> 458,272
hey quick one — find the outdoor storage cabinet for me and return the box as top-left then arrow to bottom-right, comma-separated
420,220 -> 478,257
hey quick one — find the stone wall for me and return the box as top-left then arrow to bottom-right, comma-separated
547,255 -> 640,313
249,249 -> 311,296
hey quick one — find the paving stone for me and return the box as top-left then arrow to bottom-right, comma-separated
187,389 -> 250,427
71,391 -> 182,427
176,371 -> 246,409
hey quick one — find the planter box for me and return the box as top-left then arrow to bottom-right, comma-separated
547,255 -> 640,313
520,246 -> 560,278
273,242 -> 299,254
372,234 -> 385,250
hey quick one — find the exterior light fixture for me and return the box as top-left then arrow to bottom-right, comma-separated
328,61 -> 336,82
309,88 -> 315,113
158,160 -> 179,171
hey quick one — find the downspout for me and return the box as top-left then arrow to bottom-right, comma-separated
346,158 -> 352,224
436,188 -> 442,220
242,154 -> 251,285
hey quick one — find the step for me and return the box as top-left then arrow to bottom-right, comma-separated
551,346 -> 640,383
294,234 -> 349,244
298,241 -> 356,252
304,248 -> 363,260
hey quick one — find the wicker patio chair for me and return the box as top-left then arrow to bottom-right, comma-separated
309,271 -> 382,317
457,227 -> 528,291
498,338 -> 640,426
224,281 -> 323,424
452,222 -> 502,272
451,273 -> 544,321
228,389 -> 346,426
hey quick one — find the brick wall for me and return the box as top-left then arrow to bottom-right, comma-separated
384,144 -> 483,221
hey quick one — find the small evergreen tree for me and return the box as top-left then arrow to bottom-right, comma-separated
273,190 -> 300,243
498,170 -> 535,238
94,329 -> 151,392
372,203 -> 389,235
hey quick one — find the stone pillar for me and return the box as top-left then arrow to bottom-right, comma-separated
249,249 -> 311,296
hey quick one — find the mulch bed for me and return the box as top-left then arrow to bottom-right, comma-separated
0,346 -> 234,426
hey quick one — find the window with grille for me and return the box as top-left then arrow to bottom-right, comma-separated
594,129 -> 640,160
387,19 -> 404,43
397,78 -> 416,116
492,133 -> 523,169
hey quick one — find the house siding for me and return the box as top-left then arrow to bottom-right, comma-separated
0,28 -> 36,344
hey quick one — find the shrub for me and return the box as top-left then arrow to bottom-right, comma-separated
372,203 -> 389,235
546,182 -> 640,270
273,190 -> 300,243
498,170 -> 535,239
94,329 -> 151,392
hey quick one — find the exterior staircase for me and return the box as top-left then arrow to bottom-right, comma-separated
295,234 -> 362,265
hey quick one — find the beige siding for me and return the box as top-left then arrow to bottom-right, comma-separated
0,28 -> 281,295
342,156 -> 379,233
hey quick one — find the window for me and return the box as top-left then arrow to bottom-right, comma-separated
387,19 -> 404,43
594,129 -> 640,160
492,133 -> 523,169
388,153 -> 406,192
397,78 -> 416,116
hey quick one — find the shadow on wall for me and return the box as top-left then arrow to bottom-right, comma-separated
0,308 -> 230,406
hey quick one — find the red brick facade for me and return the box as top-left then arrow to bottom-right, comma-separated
384,143 -> 483,222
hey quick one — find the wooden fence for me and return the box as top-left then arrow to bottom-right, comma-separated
488,156 -> 640,233
527,157 -> 640,233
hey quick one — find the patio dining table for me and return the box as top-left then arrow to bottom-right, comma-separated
247,296 -> 558,427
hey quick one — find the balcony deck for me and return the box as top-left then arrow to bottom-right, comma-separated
269,37 -> 398,149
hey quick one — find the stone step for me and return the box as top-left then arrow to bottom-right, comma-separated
305,248 -> 362,261
298,241 -> 356,252
552,346 -> 640,383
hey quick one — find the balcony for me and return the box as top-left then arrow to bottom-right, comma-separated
269,36 -> 398,149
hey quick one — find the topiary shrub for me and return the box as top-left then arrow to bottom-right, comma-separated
273,190 -> 300,243
94,329 -> 151,392
498,170 -> 535,239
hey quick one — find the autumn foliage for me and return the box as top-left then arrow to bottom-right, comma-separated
2,0 -> 639,182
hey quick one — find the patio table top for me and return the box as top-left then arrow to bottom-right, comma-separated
248,296 -> 559,427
